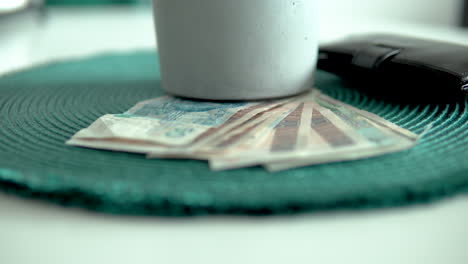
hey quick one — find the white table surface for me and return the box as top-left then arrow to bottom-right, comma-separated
1,7 -> 468,264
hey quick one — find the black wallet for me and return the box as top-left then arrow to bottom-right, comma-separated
317,34 -> 468,103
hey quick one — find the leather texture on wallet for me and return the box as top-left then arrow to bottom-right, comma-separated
318,34 -> 468,103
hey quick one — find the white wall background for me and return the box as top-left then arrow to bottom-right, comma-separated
319,0 -> 463,26
1,0 -> 466,73
316,0 -> 466,41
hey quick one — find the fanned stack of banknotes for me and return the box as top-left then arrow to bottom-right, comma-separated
67,90 -> 418,171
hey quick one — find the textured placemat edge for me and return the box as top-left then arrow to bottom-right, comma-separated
1,167 -> 467,216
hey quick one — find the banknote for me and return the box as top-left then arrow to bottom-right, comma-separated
69,96 -> 258,146
210,100 -> 355,170
147,101 -> 302,159
265,138 -> 416,172
66,94 -> 301,155
209,101 -> 311,170
67,95 -> 293,149
67,89 -> 419,172
66,137 -> 171,155
311,90 -> 418,141
264,92 -> 418,171
211,93 -> 418,171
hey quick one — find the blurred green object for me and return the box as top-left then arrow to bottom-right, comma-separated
46,0 -> 141,5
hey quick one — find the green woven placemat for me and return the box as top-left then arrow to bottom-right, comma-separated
0,51 -> 467,216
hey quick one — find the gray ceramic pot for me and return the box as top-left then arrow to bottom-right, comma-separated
153,0 -> 318,100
